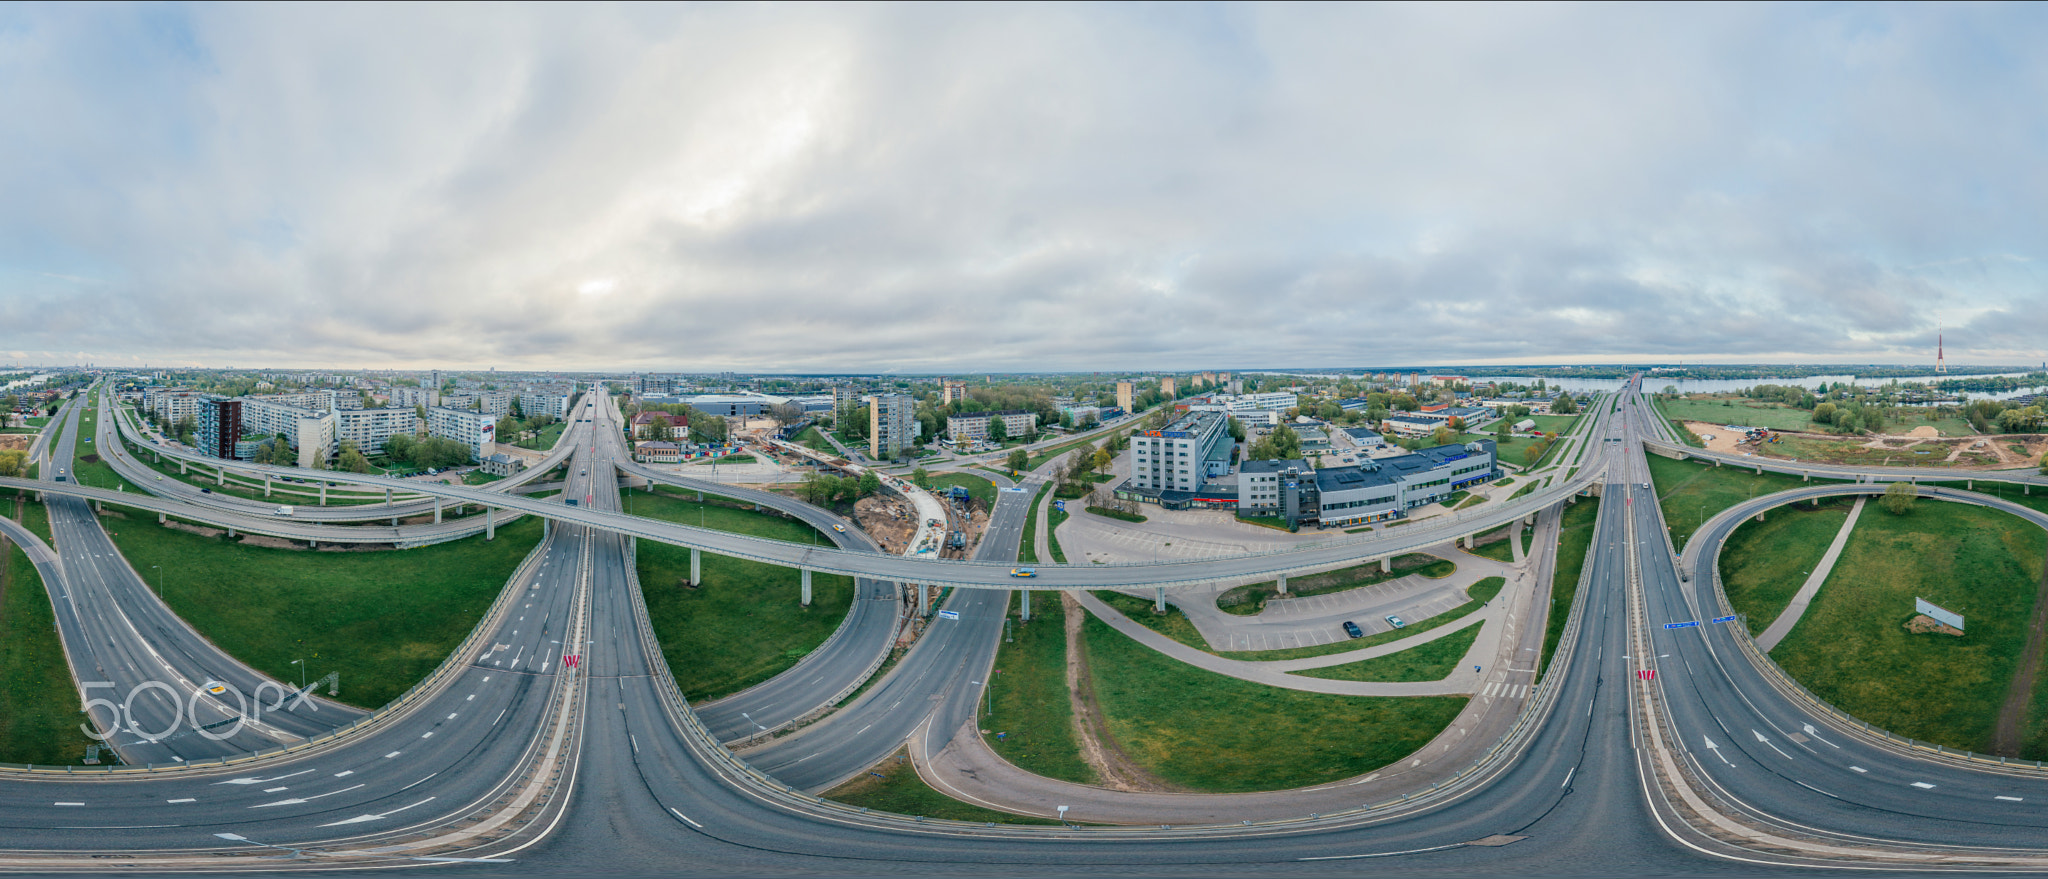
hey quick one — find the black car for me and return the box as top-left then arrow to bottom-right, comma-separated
1342,620 -> 1364,639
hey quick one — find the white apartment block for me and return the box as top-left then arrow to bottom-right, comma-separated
150,391 -> 206,426
444,391 -> 512,418
337,407 -> 417,454
428,406 -> 497,459
390,386 -> 440,409
945,410 -> 1038,442
242,398 -> 336,469
519,388 -> 573,420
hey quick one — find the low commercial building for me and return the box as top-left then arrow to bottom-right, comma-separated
945,410 -> 1038,443
632,410 -> 689,439
479,453 -> 527,477
635,441 -> 680,463
1342,427 -> 1388,451
427,406 -> 497,459
1307,441 -> 1498,528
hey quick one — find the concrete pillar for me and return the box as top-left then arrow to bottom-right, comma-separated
157,512 -> 165,524
690,548 -> 701,585
1803,472 -> 1809,483
227,526 -> 236,538
264,476 -> 271,497
215,468 -> 223,486
94,500 -> 103,513
1276,574 -> 1288,595
801,569 -> 812,606
308,539 -> 316,549
179,460 -> 187,474
1462,534 -> 1473,549
918,584 -> 931,617
434,498 -> 442,524
319,482 -> 327,505
486,506 -> 495,540
385,487 -> 392,504
1154,587 -> 1167,613
1381,557 -> 1392,573
1020,589 -> 1031,621
1968,479 -> 1974,490
696,491 -> 703,502
543,518 -> 550,538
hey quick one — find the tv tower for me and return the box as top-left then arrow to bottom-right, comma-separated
1936,332 -> 1947,374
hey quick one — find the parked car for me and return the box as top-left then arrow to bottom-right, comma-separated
1343,621 -> 1364,639
1385,615 -> 1406,629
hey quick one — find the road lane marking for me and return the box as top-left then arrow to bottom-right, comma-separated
421,731 -> 434,738
54,802 -> 83,807
385,751 -> 401,758
1850,766 -> 1868,773
1912,782 -> 1936,789
669,807 -> 703,828
1998,796 -> 2025,802
333,771 -> 353,778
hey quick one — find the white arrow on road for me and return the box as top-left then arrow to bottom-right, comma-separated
1704,736 -> 1732,766
1754,730 -> 1793,759
1802,723 -> 1839,749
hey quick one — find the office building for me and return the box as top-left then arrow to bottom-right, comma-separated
1128,410 -> 1231,494
1306,442 -> 1498,529
867,393 -> 915,460
1237,458 -> 1312,518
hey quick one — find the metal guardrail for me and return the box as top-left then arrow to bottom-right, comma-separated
0,529 -> 553,775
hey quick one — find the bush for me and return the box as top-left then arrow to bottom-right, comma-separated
1881,481 -> 1917,515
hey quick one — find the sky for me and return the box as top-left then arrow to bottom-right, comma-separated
2,2 -> 2046,374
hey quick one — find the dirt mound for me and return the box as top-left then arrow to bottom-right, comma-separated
1904,614 -> 1963,637
1902,426 -> 1941,438
0,434 -> 29,451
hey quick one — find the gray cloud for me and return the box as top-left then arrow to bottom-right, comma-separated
2,2 -> 2046,372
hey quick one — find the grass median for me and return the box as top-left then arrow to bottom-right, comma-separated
634,486 -> 856,702
1717,497 -> 1855,636
1083,611 -> 1467,791
1539,498 -> 1600,680
1292,622 -> 1484,683
926,472 -> 996,510
0,499 -> 86,765
1216,554 -> 1454,617
101,510 -> 542,710
1019,483 -> 1052,565
985,592 -> 1094,784
1771,500 -> 2046,756
1647,454 -> 1825,550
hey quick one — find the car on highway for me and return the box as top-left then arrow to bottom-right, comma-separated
206,683 -> 228,696
832,524 -> 846,533
1343,620 -> 1364,639
1010,567 -> 1036,578
200,487 -> 211,493
1385,614 -> 1406,629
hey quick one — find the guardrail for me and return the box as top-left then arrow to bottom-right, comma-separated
0,527 -> 552,775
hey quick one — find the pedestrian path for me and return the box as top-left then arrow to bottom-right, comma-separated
1756,496 -> 1865,652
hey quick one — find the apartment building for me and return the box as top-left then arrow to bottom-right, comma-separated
941,380 -> 968,405
337,407 -> 417,454
444,391 -> 512,418
428,406 -> 497,459
519,388 -> 573,420
944,410 -> 1038,443
1116,381 -> 1134,412
867,393 -> 915,460
150,390 -> 207,426
390,386 -> 440,409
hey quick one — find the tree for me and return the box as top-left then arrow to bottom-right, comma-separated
383,433 -> 416,463
857,470 -> 881,498
769,402 -> 804,427
338,442 -> 371,474
2040,453 -> 2048,476
649,415 -> 675,443
911,467 -> 931,489
1551,394 -> 1578,415
1091,446 -> 1114,474
988,416 -> 1008,443
496,415 -> 521,441
0,449 -> 25,478
1881,480 -> 1917,515
1812,402 -> 1837,425
1431,425 -> 1457,446
1006,449 -> 1028,472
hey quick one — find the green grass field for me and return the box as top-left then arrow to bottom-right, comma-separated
1047,506 -> 1069,564
1216,554 -> 1453,616
0,499 -> 87,765
1656,395 -> 1819,431
1084,612 -> 1467,791
1292,623 -> 1484,683
986,593 -> 1094,784
1648,454 -> 1829,549
635,486 -> 856,701
1773,501 -> 2046,756
1717,497 -> 1855,636
1467,525 -> 1520,563
1540,498 -> 1600,680
512,421 -> 566,451
791,425 -> 833,453
825,749 -> 1063,825
1094,590 -> 1211,651
1019,483 -> 1052,565
1094,575 -> 1502,663
927,472 -> 997,511
103,511 -> 542,710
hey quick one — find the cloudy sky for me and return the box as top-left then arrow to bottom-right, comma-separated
2,2 -> 2046,373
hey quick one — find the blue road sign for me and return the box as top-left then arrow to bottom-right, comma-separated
938,610 -> 961,621
1663,621 -> 1701,629
1053,500 -> 1066,511
1712,615 -> 1738,624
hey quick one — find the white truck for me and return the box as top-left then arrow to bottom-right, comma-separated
273,505 -> 294,517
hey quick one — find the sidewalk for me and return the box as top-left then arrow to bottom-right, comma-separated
1756,496 -> 1865,652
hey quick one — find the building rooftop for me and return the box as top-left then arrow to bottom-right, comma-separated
1240,457 -> 1312,474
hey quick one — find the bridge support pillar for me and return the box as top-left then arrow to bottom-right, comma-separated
1154,587 -> 1166,613
179,460 -> 186,474
1019,589 -> 1030,621
1381,557 -> 1392,573
264,476 -> 271,497
690,548 -> 701,585
919,583 -> 931,617
227,526 -> 235,538
801,569 -> 812,606
215,468 -> 223,486
434,498 -> 442,524
385,487 -> 392,503
1276,574 -> 1288,595
696,491 -> 703,502
486,507 -> 495,540
543,518 -> 550,538
1803,472 -> 1809,483
319,483 -> 327,505
1462,534 -> 1473,549
308,539 -> 316,549
1968,479 -> 1974,490
157,512 -> 165,524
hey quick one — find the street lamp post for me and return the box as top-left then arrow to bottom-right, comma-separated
151,564 -> 162,600
290,658 -> 305,690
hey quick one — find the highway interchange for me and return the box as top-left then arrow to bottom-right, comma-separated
0,378 -> 2046,874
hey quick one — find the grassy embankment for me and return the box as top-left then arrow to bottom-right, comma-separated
790,425 -> 834,453
1216,554 -> 1454,617
1018,483 -> 1053,565
1083,612 -> 1467,791
1293,622 -> 1486,683
1771,501 -> 2048,757
1047,505 -> 1068,564
635,485 -> 857,701
825,749 -> 1065,825
1095,574 -> 1502,665
0,499 -> 88,765
1646,454 -> 1825,550
1539,498 -> 1601,680
1465,525 -> 1522,563
926,472 -> 996,510
1717,498 -> 1855,636
512,421 -> 566,451
100,511 -> 542,709
985,593 -> 1094,784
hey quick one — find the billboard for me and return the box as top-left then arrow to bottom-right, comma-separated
1916,597 -> 1965,632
